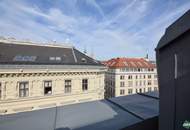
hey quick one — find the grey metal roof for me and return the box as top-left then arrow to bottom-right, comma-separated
0,92 -> 159,130
138,91 -> 159,99
156,9 -> 190,50
109,93 -> 159,120
0,42 -> 103,66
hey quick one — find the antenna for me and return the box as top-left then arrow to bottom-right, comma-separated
145,48 -> 149,59
83,45 -> 87,55
90,46 -> 95,59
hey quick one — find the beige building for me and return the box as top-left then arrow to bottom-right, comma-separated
103,57 -> 158,98
0,38 -> 106,115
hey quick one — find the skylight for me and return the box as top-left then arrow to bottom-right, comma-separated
13,55 -> 37,62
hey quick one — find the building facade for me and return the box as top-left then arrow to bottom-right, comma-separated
103,58 -> 158,98
0,38 -> 106,114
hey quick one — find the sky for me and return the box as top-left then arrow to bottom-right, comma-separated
0,0 -> 190,60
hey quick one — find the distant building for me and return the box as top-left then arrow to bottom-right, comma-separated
103,57 -> 158,98
0,38 -> 107,114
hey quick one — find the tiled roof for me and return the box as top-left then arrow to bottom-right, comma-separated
102,58 -> 156,68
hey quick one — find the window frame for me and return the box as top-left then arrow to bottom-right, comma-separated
44,80 -> 52,95
19,81 -> 29,97
0,82 -> 1,99
120,81 -> 125,87
128,89 -> 133,94
82,79 -> 88,91
120,89 -> 125,95
65,80 -> 72,93
120,75 -> 125,80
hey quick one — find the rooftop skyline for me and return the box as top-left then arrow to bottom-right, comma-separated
0,0 -> 190,60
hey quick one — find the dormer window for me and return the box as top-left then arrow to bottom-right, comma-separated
13,55 -> 37,62
49,56 -> 61,61
81,58 -> 87,63
55,57 -> 61,61
49,57 -> 55,61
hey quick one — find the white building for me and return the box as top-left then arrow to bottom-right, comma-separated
103,57 -> 158,98
0,38 -> 107,114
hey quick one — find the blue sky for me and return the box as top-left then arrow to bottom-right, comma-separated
0,0 -> 190,60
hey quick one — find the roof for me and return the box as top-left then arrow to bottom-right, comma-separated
102,58 -> 156,68
0,92 -> 159,130
156,9 -> 190,50
0,39 -> 103,66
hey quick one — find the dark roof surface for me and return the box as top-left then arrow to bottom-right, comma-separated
0,92 -> 159,130
156,10 -> 190,50
0,42 -> 102,66
109,92 -> 159,120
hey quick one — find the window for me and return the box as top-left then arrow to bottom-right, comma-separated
13,55 -> 37,62
139,88 -> 142,93
128,75 -> 132,79
148,87 -> 152,92
135,81 -> 138,86
139,81 -> 142,86
148,80 -> 152,85
19,81 -> 29,97
154,80 -> 158,85
120,75 -> 125,80
81,58 -> 87,63
120,82 -> 125,87
120,89 -> 125,95
144,80 -> 146,86
49,57 -> 55,61
0,83 -> 1,99
65,80 -> 71,93
128,81 -> 133,87
144,75 -> 146,79
148,75 -> 151,79
128,89 -> 133,94
120,68 -> 124,72
55,57 -> 61,61
154,87 -> 158,91
49,56 -> 61,61
82,79 -> 88,91
44,81 -> 52,95
136,75 -> 138,79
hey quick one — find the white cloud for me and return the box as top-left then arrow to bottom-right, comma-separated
0,0 -> 190,60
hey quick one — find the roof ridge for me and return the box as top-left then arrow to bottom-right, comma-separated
0,38 -> 73,49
